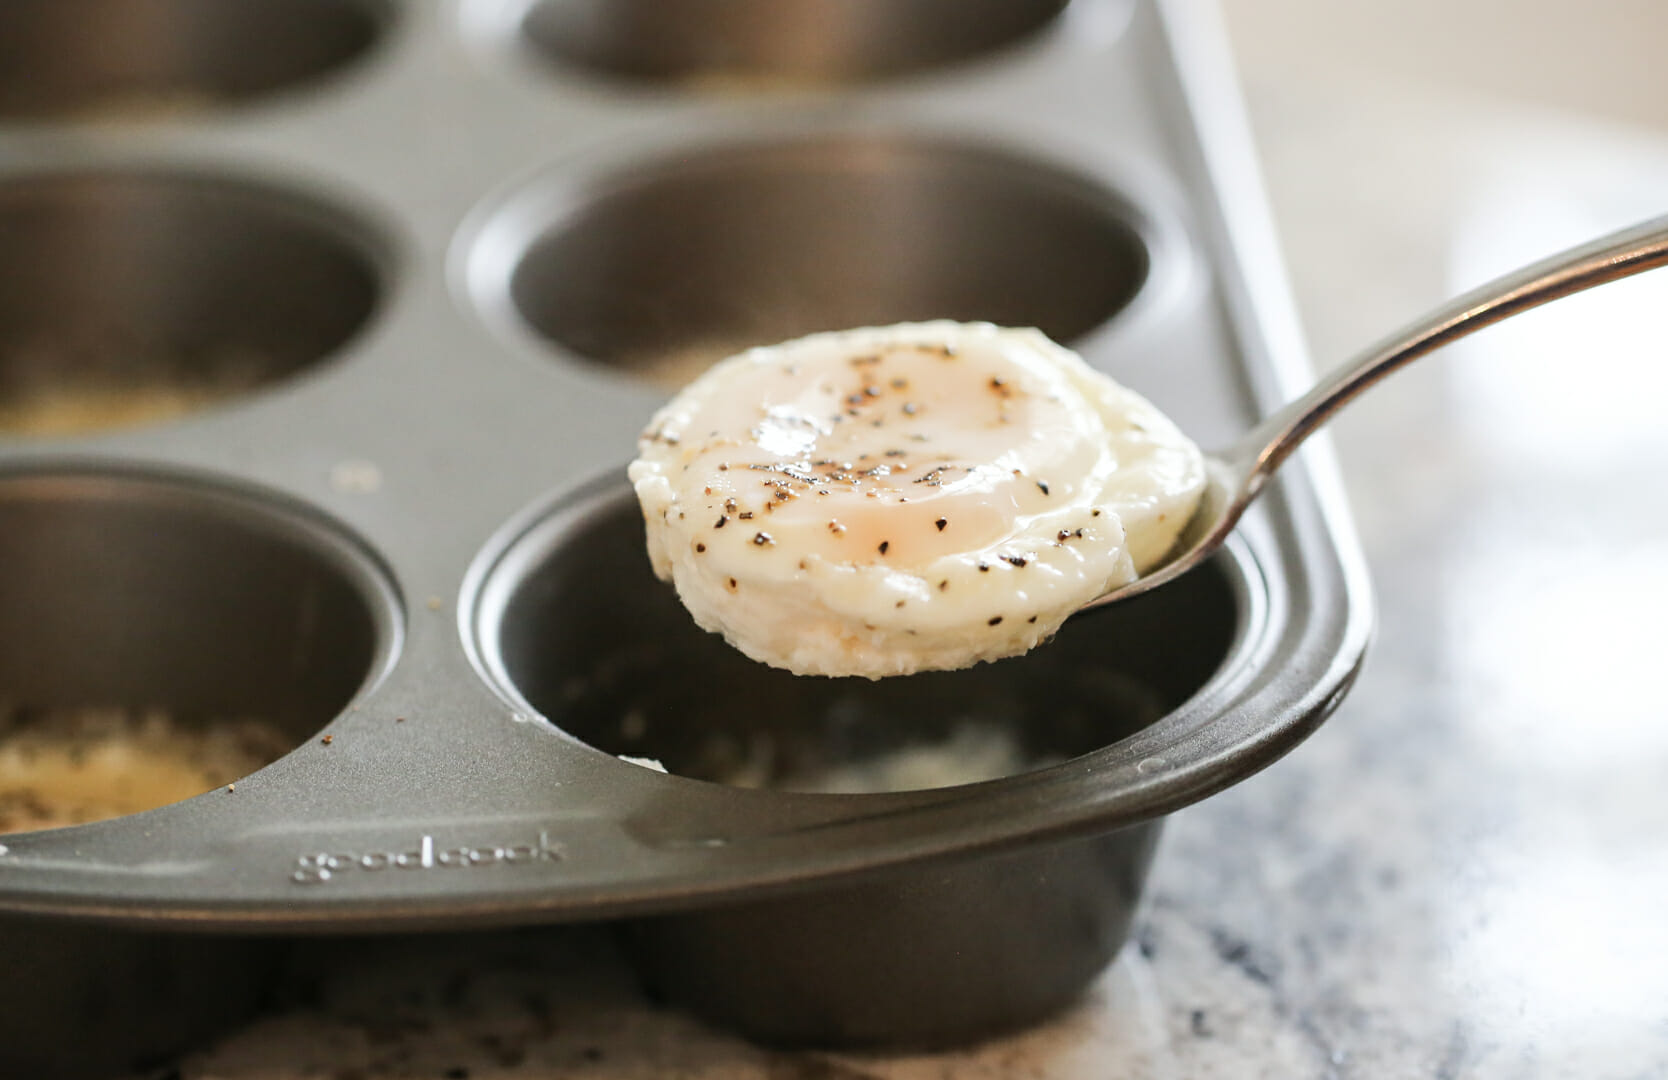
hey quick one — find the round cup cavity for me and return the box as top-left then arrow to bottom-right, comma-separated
474,486 -> 1238,793
0,171 -> 386,438
515,0 -> 1069,87
494,136 -> 1151,388
0,469 -> 399,834
0,0 -> 389,121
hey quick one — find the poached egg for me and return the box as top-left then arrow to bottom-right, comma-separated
629,322 -> 1205,678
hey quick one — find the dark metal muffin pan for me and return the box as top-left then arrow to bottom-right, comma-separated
0,0 -> 1371,1073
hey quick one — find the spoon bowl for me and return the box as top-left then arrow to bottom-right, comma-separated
1088,213 -> 1668,610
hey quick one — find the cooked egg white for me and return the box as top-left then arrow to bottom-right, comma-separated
0,706 -> 292,834
629,322 -> 1206,678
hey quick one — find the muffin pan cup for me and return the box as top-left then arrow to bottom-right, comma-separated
622,823 -> 1164,1048
0,0 -> 1371,1072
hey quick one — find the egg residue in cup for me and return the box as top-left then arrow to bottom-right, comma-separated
629,322 -> 1206,678
0,705 -> 293,834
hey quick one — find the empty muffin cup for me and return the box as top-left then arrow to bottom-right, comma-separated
0,467 -> 397,833
490,135 -> 1152,387
472,481 -> 1245,1045
514,0 -> 1071,87
0,171 -> 386,437
0,0 -> 390,121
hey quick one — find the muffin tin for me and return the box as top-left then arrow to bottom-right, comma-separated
0,0 -> 1371,1074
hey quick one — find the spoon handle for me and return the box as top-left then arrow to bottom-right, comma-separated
1231,214 -> 1668,499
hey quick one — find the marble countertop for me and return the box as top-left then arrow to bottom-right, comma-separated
144,5 -> 1668,1078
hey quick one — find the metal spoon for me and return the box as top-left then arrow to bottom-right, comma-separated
1086,214 -> 1668,610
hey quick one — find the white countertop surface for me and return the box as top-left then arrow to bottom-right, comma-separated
145,3 -> 1668,1077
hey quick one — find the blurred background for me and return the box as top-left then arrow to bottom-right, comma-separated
1195,2 -> 1668,1077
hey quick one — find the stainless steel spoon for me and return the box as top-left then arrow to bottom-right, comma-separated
1087,214 -> 1668,609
